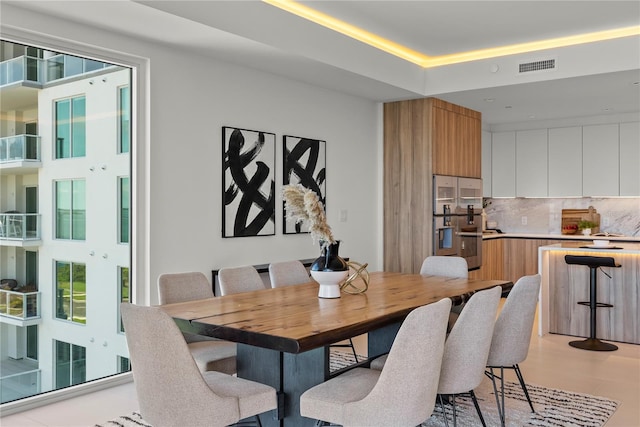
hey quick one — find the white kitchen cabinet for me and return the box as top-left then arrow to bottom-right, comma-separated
482,130 -> 492,197
620,121 -> 640,196
491,131 -> 516,197
516,129 -> 548,197
583,124 -> 619,196
548,126 -> 582,197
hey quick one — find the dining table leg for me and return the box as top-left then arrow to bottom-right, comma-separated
368,321 -> 402,359
237,344 -> 330,427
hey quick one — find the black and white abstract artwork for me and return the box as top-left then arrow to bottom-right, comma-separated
283,135 -> 326,234
222,127 -> 275,237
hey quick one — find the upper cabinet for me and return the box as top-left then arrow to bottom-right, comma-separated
491,131 -> 516,197
620,122 -> 640,196
432,100 -> 482,178
516,129 -> 548,197
548,126 -> 582,197
481,130 -> 492,197
485,121 -> 639,198
582,124 -> 619,196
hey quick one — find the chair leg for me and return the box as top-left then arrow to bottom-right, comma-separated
514,364 -> 534,413
438,394 -> 450,427
487,367 -> 505,427
450,394 -> 457,427
469,389 -> 486,427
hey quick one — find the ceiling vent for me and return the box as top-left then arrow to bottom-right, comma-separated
519,59 -> 556,73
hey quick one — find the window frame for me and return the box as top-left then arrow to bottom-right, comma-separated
118,176 -> 129,244
54,260 -> 87,325
118,85 -> 130,154
54,339 -> 86,388
54,178 -> 86,241
54,95 -> 86,159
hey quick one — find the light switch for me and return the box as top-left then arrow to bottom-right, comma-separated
339,210 -> 348,222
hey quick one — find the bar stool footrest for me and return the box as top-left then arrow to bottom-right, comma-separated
577,301 -> 613,308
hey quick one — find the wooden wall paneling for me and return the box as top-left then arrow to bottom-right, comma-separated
383,99 -> 434,273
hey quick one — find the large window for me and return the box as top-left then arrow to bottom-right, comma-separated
55,179 -> 86,240
119,86 -> 130,153
119,177 -> 129,243
55,96 -> 86,158
54,340 -> 86,388
55,261 -> 86,324
1,38 -> 134,403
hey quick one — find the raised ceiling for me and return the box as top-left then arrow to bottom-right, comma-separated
4,0 -> 640,125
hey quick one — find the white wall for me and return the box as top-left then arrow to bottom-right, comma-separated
1,5 -> 381,304
149,50 -> 380,301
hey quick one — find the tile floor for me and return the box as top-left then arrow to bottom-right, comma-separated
2,325 -> 639,426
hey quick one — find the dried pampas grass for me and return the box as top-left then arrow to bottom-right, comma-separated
282,184 -> 335,248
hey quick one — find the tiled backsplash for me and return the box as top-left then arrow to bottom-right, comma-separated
484,198 -> 640,237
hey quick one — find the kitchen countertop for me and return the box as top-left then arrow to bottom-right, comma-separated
482,232 -> 640,242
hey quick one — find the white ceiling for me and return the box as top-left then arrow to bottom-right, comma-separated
5,0 -> 640,126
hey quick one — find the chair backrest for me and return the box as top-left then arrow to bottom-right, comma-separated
120,303 -> 240,426
437,285 -> 502,395
487,274 -> 541,367
218,265 -> 266,296
268,260 -> 310,288
420,256 -> 468,278
341,298 -> 452,426
158,272 -> 214,304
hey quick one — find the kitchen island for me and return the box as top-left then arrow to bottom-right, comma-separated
538,242 -> 640,345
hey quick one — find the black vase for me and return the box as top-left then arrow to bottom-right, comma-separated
310,241 -> 348,272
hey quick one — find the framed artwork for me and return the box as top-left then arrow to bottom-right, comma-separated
282,135 -> 326,234
222,127 -> 275,237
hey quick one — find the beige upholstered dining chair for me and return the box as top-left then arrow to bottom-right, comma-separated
157,272 -> 236,374
420,255 -> 469,278
436,285 -> 501,427
218,265 -> 266,295
371,285 -> 501,427
268,260 -> 310,288
269,260 -> 360,362
486,274 -> 541,426
421,255 -> 469,330
300,298 -> 452,427
120,303 -> 277,427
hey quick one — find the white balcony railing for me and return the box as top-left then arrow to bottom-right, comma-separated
0,55 -> 112,88
0,289 -> 40,320
0,213 -> 41,241
0,135 -> 40,163
0,369 -> 41,404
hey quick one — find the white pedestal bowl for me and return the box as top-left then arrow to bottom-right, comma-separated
311,270 -> 349,298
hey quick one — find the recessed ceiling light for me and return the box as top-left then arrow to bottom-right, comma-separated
505,106 -> 513,109
528,115 -> 536,119
484,98 -> 495,102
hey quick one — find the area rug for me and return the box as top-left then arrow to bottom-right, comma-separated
96,352 -> 618,427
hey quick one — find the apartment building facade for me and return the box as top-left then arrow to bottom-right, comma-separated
0,40 -> 131,403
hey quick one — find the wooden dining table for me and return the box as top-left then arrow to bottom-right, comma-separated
160,271 -> 512,427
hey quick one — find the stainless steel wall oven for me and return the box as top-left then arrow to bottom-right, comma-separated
433,175 -> 482,270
